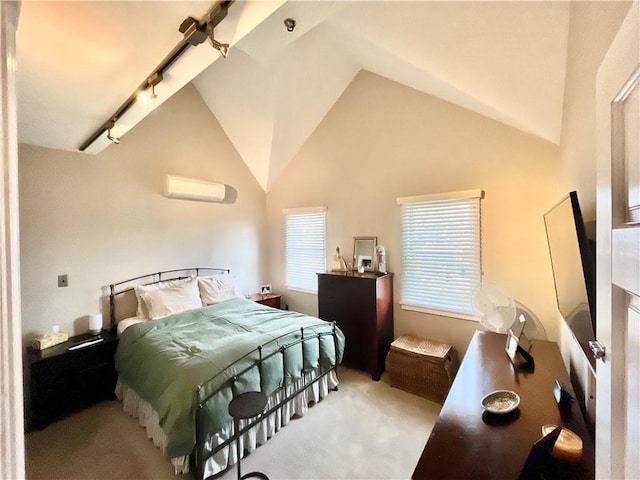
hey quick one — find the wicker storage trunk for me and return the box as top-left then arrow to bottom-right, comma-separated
386,335 -> 458,403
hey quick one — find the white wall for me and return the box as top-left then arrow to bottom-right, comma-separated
556,0 -> 632,422
559,1 -> 632,220
267,71 -> 563,358
19,84 -> 268,341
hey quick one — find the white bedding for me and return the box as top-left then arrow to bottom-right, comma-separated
116,369 -> 339,476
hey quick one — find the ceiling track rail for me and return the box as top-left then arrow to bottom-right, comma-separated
78,0 -> 234,152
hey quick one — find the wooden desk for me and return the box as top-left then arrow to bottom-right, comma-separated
412,331 -> 594,480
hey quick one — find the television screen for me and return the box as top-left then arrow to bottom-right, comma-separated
544,191 -> 596,370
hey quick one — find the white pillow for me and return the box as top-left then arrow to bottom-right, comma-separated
197,275 -> 243,305
134,277 -> 194,319
139,278 -> 203,320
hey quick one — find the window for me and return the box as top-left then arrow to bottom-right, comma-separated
283,206 -> 326,293
397,189 -> 483,319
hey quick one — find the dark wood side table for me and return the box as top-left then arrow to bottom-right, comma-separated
26,330 -> 118,430
228,391 -> 270,480
412,330 -> 594,480
249,293 -> 281,309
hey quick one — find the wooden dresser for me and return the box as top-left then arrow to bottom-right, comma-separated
317,272 -> 393,381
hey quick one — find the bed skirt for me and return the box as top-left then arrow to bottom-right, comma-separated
116,368 -> 339,477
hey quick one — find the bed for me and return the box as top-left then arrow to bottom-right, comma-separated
108,268 -> 345,480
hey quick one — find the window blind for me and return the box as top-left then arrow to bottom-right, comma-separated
284,207 -> 326,293
399,192 -> 482,316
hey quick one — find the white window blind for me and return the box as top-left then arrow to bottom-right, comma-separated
398,190 -> 483,317
284,207 -> 326,293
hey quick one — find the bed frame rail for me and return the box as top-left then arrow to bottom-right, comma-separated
108,267 -> 342,480
108,267 -> 230,327
193,322 -> 340,480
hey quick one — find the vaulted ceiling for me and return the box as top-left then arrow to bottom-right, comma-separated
16,1 -> 570,191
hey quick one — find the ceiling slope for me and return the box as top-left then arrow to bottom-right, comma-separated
194,20 -> 361,191
17,1 -> 571,192
16,0 -> 285,154
328,1 -> 570,145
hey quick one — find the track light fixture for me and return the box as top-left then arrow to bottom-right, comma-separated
138,72 -> 163,105
209,37 -> 229,58
137,85 -> 155,105
78,1 -> 233,152
179,15 -> 230,58
106,122 -> 120,144
179,16 -> 209,46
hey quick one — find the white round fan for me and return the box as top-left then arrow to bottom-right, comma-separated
473,283 -> 517,333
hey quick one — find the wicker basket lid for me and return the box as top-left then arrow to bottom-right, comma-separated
390,334 -> 452,359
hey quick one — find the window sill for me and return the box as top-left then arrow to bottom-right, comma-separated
400,302 -> 480,322
286,286 -> 318,295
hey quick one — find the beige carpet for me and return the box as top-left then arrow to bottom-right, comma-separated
26,368 -> 441,480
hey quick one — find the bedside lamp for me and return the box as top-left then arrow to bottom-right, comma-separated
88,313 -> 103,334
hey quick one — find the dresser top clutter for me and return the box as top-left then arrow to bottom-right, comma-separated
320,270 -> 390,279
412,330 -> 594,480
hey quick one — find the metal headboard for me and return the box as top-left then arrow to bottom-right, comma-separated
108,267 -> 230,328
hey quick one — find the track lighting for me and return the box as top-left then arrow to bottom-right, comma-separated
284,18 -> 296,32
78,0 -> 234,152
209,37 -> 229,58
181,15 -> 229,57
180,16 -> 209,46
137,89 -> 154,105
138,72 -> 163,105
106,122 -> 120,144
180,16 -> 229,59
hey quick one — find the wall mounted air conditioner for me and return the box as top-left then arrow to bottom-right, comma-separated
163,175 -> 226,203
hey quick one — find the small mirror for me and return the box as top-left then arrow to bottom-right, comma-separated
353,236 -> 377,272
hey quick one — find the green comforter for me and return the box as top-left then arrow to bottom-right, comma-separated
115,297 -> 344,458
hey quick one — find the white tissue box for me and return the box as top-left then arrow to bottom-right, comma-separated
31,332 -> 69,350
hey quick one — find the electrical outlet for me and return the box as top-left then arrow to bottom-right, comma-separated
57,274 -> 68,288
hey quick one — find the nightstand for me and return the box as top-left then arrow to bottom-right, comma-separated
26,330 -> 118,430
249,293 -> 282,309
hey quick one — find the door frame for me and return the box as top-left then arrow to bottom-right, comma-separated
595,2 -> 640,478
0,1 -> 25,478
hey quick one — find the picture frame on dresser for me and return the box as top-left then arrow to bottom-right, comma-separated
358,256 -> 373,270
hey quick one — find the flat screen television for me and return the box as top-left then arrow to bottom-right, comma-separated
544,191 -> 596,370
